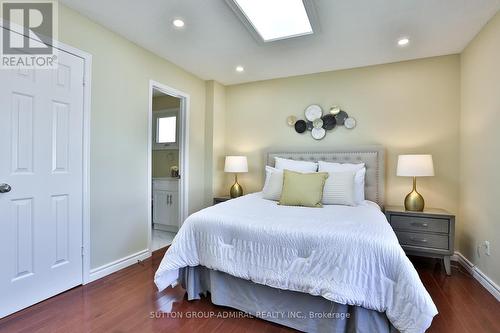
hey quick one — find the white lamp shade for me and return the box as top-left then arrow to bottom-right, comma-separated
224,156 -> 248,173
397,155 -> 434,177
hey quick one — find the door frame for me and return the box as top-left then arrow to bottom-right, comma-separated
0,21 -> 93,284
148,81 -> 190,252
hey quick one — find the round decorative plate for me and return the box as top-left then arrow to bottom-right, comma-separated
344,117 -> 356,129
313,118 -> 323,128
294,120 -> 307,133
306,121 -> 313,131
311,127 -> 326,140
335,111 -> 349,126
286,115 -> 297,126
321,114 -> 337,130
304,104 -> 323,121
329,105 -> 341,115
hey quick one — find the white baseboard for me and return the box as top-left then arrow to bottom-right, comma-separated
87,249 -> 151,283
452,251 -> 500,302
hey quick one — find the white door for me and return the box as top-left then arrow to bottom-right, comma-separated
0,49 -> 85,318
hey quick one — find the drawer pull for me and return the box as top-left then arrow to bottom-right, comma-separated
410,222 -> 428,228
410,237 -> 427,243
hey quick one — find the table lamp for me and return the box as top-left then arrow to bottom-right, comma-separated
224,156 -> 248,198
397,154 -> 434,211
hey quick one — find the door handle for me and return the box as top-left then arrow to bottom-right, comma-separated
168,194 -> 171,205
0,183 -> 11,193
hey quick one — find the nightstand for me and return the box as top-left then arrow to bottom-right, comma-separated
385,206 -> 455,275
213,196 -> 231,205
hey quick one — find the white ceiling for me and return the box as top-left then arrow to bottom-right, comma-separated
60,0 -> 500,85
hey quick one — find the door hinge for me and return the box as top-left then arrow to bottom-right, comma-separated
81,246 -> 85,257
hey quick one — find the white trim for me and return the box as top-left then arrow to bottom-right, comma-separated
148,81 -> 190,253
452,251 -> 500,301
81,52 -> 92,284
224,0 -> 320,44
0,20 -> 93,286
87,249 -> 151,283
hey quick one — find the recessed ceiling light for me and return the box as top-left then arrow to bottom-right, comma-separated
172,19 -> 185,28
398,37 -> 410,47
235,65 -> 245,73
232,0 -> 313,42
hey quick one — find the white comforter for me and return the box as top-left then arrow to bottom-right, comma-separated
155,193 -> 437,333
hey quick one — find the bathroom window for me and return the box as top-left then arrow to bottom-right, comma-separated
153,110 -> 178,149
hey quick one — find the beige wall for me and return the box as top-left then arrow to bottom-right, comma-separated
207,81 -> 228,195
152,150 -> 179,178
205,81 -> 227,197
58,5 -> 207,269
152,95 -> 180,178
224,55 -> 461,214
460,11 -> 500,285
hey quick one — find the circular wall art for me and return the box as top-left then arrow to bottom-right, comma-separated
329,105 -> 341,115
304,104 -> 323,121
335,110 -> 349,126
311,127 -> 326,140
294,120 -> 307,133
321,114 -> 336,130
344,117 -> 357,129
286,115 -> 297,126
313,118 -> 323,128
288,104 -> 356,139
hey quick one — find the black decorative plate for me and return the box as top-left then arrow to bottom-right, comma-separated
294,120 -> 307,133
335,111 -> 349,126
321,114 -> 337,130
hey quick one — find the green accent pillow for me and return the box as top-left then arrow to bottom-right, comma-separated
279,170 -> 329,208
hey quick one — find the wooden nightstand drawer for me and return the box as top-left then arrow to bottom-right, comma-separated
385,206 -> 455,275
390,215 -> 449,233
395,231 -> 449,250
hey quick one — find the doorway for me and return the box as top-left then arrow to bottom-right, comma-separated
148,81 -> 189,252
0,27 -> 92,318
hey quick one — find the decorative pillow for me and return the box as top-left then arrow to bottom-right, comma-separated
279,170 -> 329,208
322,171 -> 356,206
275,157 -> 317,173
262,166 -> 283,201
318,161 -> 366,204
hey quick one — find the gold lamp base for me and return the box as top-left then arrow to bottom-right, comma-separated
229,174 -> 243,198
404,177 -> 425,211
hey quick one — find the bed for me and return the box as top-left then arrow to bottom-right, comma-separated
155,147 -> 438,333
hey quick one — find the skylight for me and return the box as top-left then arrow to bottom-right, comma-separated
233,0 -> 313,42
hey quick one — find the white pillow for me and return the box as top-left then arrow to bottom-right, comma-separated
262,166 -> 284,201
318,161 -> 366,205
322,171 -> 356,206
274,157 -> 317,172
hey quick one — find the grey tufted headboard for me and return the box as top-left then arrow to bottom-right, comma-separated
267,145 -> 385,207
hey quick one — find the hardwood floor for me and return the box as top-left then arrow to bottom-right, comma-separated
0,249 -> 499,333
